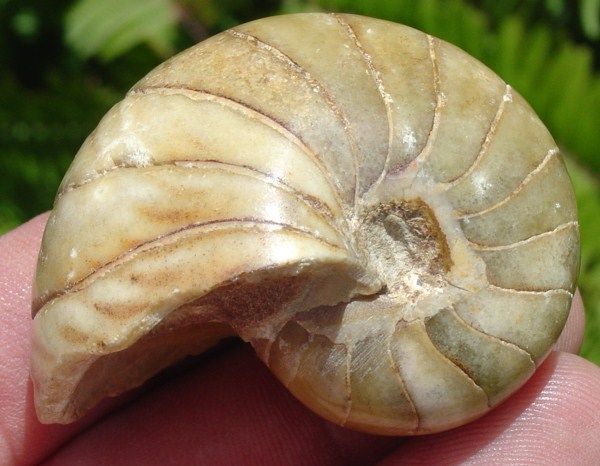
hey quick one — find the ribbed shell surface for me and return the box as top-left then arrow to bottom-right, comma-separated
30,13 -> 579,434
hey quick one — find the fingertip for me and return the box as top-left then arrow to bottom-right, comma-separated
380,352 -> 600,465
555,289 -> 585,354
44,345 -> 400,466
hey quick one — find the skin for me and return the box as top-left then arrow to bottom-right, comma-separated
0,214 -> 599,465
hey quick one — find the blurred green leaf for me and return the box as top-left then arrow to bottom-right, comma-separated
545,0 -> 565,16
581,0 -> 600,39
566,159 -> 600,364
11,8 -> 39,38
494,17 -> 523,82
65,0 -> 178,61
457,7 -> 486,59
515,26 -> 552,99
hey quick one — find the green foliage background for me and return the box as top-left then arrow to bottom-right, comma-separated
1,0 -> 599,363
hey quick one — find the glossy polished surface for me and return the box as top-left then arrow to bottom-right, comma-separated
31,13 -> 578,434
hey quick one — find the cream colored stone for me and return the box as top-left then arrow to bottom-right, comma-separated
31,13 -> 579,436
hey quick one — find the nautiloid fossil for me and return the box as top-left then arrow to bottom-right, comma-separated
30,13 -> 579,435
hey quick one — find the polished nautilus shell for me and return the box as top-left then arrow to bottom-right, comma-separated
31,13 -> 579,435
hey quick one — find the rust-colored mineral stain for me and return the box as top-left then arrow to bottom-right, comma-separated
197,274 -> 306,333
93,301 -> 149,320
59,324 -> 91,345
364,199 -> 453,274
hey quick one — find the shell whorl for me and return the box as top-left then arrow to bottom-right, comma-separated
31,13 -> 579,434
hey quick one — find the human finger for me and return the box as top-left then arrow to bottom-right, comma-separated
0,215 -> 129,465
379,352 -> 600,465
554,289 -> 585,354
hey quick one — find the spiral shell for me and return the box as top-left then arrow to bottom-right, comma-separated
31,13 -> 579,434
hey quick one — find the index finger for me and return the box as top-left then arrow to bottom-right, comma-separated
554,289 -> 585,354
0,215 -> 126,465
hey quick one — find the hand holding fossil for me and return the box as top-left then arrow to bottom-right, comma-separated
1,215 -> 599,464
